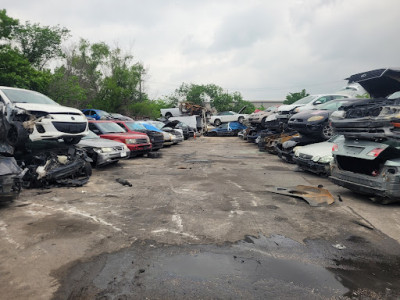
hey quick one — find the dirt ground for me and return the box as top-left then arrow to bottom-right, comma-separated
1,137 -> 400,299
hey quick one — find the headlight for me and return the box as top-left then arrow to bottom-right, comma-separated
125,139 -> 136,144
294,107 -> 301,113
318,155 -> 333,163
123,145 -> 129,151
293,146 -> 302,157
311,155 -> 320,162
307,115 -> 324,122
100,147 -> 113,153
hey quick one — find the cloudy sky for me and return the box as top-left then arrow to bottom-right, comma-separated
3,0 -> 400,100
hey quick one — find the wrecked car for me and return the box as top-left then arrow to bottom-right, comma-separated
82,109 -> 113,120
276,94 -> 348,129
88,121 -> 152,157
330,138 -> 400,203
293,135 -> 344,176
146,120 -> 184,144
288,98 -> 361,140
275,135 -> 321,163
76,131 -> 130,167
16,141 -> 92,188
114,121 -> 164,151
209,107 -> 248,126
139,122 -> 174,146
0,86 -> 88,145
0,156 -> 25,201
248,105 -> 280,126
329,68 -> 400,203
206,122 -> 247,136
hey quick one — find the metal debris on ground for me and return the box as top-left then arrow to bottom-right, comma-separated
332,243 -> 346,250
116,178 -> 132,187
266,185 -> 335,206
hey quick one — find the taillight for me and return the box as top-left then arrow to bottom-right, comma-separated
367,148 -> 384,157
332,144 -> 338,152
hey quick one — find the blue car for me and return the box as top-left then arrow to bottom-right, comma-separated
207,122 -> 247,136
82,109 -> 112,120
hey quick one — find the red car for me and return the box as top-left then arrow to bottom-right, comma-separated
88,121 -> 151,157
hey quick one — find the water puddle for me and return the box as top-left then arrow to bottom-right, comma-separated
53,235 -> 400,299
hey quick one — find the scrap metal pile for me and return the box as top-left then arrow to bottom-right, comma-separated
240,67 -> 400,203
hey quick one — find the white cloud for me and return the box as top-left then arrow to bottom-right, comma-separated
3,0 -> 400,100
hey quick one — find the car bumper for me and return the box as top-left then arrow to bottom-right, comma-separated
127,144 -> 152,156
293,156 -> 330,175
275,145 -> 296,163
30,117 -> 89,141
95,150 -> 130,167
330,165 -> 400,202
288,122 -> 324,135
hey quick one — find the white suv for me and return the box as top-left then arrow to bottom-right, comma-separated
0,86 -> 88,145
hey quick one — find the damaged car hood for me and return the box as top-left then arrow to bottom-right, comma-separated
77,137 -> 127,148
15,102 -> 84,115
347,68 -> 400,98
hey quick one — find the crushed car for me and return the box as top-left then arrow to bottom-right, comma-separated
15,141 -> 92,188
248,105 -> 280,127
329,68 -> 400,203
0,156 -> 25,201
293,135 -> 344,176
1,86 -> 88,145
76,131 -> 130,167
206,122 -> 247,136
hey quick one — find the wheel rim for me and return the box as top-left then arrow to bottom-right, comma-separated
215,119 -> 221,126
322,124 -> 333,138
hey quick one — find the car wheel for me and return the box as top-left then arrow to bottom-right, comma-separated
321,123 -> 334,140
214,119 -> 221,126
261,117 -> 267,127
63,136 -> 82,144
238,116 -> 244,123
165,112 -> 172,119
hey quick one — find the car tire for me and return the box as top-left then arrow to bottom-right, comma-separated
214,119 -> 221,126
63,136 -> 82,144
261,117 -> 267,127
238,116 -> 244,123
165,112 -> 173,119
320,123 -> 334,140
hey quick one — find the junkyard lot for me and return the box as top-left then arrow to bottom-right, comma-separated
1,137 -> 400,299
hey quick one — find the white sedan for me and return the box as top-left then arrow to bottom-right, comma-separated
209,109 -> 248,126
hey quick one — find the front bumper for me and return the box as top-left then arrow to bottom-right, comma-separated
288,122 -> 324,135
127,143 -> 152,157
330,165 -> 400,202
275,144 -> 296,163
293,156 -> 330,175
30,116 -> 89,141
95,150 -> 130,167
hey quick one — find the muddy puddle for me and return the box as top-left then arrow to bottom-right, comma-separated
53,235 -> 400,299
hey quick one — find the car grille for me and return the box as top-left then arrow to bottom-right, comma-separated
135,138 -> 149,144
52,122 -> 87,133
298,153 -> 313,160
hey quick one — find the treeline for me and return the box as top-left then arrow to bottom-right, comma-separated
0,9 -> 255,119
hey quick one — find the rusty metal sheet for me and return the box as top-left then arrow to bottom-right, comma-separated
266,185 -> 335,206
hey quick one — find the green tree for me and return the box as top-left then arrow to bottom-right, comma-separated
0,9 -> 19,40
12,21 -> 70,69
0,45 -> 51,92
284,89 -> 309,105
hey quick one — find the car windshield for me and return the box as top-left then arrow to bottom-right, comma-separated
82,131 -> 100,140
317,101 -> 347,111
125,122 -> 146,131
1,88 -> 59,105
294,95 -> 318,105
266,106 -> 278,112
148,121 -> 164,129
387,91 -> 400,99
95,122 -> 126,133
97,110 -> 111,117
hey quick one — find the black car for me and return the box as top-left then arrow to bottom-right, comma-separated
288,99 -> 360,140
114,121 -> 164,151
